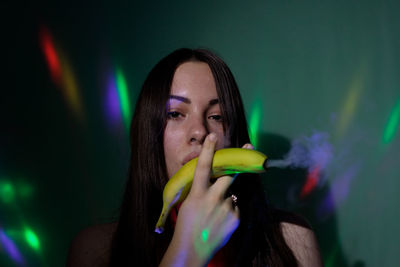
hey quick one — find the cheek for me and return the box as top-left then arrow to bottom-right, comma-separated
215,132 -> 231,149
208,124 -> 230,148
163,126 -> 178,157
163,123 -> 184,177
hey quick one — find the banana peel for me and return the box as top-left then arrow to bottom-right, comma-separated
155,148 -> 267,233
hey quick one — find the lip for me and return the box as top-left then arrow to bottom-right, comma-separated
182,151 -> 201,165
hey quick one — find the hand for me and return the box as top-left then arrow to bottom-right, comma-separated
161,134 -> 252,266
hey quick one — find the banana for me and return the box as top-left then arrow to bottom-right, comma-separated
155,148 -> 267,233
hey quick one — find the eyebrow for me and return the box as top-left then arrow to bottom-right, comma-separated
169,95 -> 219,106
169,95 -> 191,104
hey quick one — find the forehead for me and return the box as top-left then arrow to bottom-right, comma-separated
170,61 -> 218,98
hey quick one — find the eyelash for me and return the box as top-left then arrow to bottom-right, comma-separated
208,114 -> 223,122
167,111 -> 183,119
166,111 -> 223,122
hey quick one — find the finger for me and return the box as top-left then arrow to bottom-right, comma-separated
242,143 -> 254,150
203,198 -> 239,238
215,198 -> 240,239
208,175 -> 234,201
190,133 -> 217,196
202,205 -> 230,240
222,196 -> 240,219
193,202 -> 239,257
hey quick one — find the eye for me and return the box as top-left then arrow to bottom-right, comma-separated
208,114 -> 223,122
167,111 -> 183,120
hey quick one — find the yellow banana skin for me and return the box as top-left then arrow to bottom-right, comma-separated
155,148 -> 267,233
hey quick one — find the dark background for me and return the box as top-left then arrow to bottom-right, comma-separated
1,1 -> 399,266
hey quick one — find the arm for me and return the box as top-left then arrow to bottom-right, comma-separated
281,222 -> 324,267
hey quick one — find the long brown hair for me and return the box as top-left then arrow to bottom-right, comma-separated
109,48 -> 298,266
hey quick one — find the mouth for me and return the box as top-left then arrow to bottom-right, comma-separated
182,151 -> 200,166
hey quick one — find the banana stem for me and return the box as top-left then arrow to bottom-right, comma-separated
263,159 -> 268,170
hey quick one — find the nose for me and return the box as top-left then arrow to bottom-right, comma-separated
188,114 -> 208,144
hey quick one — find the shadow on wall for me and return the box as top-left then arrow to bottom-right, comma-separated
257,132 -> 357,267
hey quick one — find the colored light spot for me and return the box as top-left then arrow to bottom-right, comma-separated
201,228 -> 209,242
336,66 -> 365,137
317,165 -> 359,221
195,227 -> 215,261
0,229 -> 24,264
0,180 -> 15,204
383,97 -> 400,144
324,243 -> 339,267
39,25 -> 84,121
59,53 -> 84,120
39,26 -> 62,85
105,73 -> 121,124
300,165 -> 320,199
18,182 -> 34,199
24,228 -> 40,251
249,100 -> 262,148
116,68 -> 131,131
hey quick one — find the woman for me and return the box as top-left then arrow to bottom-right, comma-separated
67,48 -> 323,266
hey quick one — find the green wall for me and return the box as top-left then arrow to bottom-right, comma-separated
1,1 -> 399,266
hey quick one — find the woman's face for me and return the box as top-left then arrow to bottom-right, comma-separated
163,61 -> 230,178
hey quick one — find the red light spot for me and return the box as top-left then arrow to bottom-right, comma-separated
300,165 -> 320,199
39,26 -> 61,85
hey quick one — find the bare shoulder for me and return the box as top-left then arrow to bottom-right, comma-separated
66,222 -> 117,267
273,209 -> 324,267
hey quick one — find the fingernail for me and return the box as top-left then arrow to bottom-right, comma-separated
209,133 -> 217,142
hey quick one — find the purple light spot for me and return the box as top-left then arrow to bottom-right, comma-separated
317,164 -> 360,221
0,229 -> 25,265
317,191 -> 335,221
105,73 -> 121,125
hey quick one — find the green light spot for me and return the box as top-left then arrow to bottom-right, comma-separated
324,243 -> 339,267
0,181 -> 15,203
18,182 -> 34,199
24,228 -> 41,251
201,228 -> 209,242
5,229 -> 20,239
383,98 -> 400,144
249,100 -> 262,149
116,68 -> 131,131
